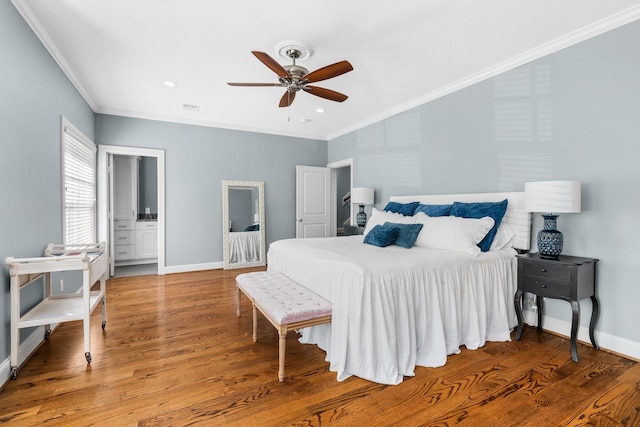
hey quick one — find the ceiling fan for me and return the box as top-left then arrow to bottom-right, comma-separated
228,49 -> 353,108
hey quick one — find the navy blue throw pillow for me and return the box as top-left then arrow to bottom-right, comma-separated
450,199 -> 508,252
364,224 -> 400,247
383,201 -> 419,216
413,204 -> 452,217
383,222 -> 423,248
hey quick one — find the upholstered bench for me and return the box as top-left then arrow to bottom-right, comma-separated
236,271 -> 332,382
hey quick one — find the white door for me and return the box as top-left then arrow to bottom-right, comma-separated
296,165 -> 330,238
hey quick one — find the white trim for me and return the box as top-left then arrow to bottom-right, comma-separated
326,5 -> 640,141
11,0 -> 98,111
0,326 -> 48,387
97,145 -> 166,275
164,262 -> 223,275
95,108 -> 329,141
524,310 -> 640,361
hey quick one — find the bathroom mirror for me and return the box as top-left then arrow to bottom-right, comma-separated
222,180 -> 266,269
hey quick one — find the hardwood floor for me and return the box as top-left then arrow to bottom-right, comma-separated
1,268 -> 638,426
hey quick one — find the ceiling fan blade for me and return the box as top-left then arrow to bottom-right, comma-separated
303,61 -> 353,83
227,82 -> 282,87
304,86 -> 348,103
279,90 -> 296,108
252,51 -> 289,79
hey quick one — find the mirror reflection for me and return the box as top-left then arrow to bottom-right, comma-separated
222,180 -> 266,269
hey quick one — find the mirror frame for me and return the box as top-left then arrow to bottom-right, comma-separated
222,180 -> 266,269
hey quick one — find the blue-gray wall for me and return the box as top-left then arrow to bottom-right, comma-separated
3,0 -> 639,376
329,20 -> 640,346
0,2 -> 95,366
95,115 -> 327,267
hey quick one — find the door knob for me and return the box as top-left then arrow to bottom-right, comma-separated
298,218 -> 303,222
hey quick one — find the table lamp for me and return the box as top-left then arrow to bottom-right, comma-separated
351,187 -> 374,227
525,180 -> 581,258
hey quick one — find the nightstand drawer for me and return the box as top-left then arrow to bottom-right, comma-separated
520,259 -> 572,282
526,279 -> 571,299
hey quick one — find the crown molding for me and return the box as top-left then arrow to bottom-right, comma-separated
327,4 -> 640,141
95,107 -> 329,141
12,0 -> 98,111
12,1 -> 640,142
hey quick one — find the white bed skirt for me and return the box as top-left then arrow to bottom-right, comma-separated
268,236 -> 518,385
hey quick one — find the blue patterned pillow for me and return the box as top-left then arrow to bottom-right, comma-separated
383,222 -> 423,248
363,224 -> 400,247
450,199 -> 508,252
414,204 -> 452,217
383,201 -> 419,216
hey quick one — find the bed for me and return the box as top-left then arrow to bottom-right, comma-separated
229,231 -> 261,263
267,192 -> 531,385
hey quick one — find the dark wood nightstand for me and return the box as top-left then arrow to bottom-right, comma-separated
343,224 -> 365,236
514,253 -> 599,362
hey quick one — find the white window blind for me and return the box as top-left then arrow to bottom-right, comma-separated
62,120 -> 97,244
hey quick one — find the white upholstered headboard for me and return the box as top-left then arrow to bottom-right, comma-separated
389,192 -> 531,251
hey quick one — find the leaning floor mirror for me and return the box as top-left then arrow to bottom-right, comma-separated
222,180 -> 266,269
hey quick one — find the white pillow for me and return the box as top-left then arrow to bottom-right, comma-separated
413,212 -> 495,256
363,208 -> 415,236
490,222 -> 515,251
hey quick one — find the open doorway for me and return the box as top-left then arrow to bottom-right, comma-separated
97,145 -> 166,277
328,158 -> 353,236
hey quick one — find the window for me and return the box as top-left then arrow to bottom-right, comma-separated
61,118 -> 97,244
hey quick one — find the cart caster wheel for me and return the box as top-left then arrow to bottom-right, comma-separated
44,329 -> 51,340
10,366 -> 18,380
85,352 -> 92,363
101,321 -> 106,331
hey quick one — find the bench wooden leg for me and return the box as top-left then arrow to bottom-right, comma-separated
278,327 -> 287,382
252,302 -> 258,342
236,285 -> 241,317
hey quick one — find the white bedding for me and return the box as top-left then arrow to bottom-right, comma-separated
267,236 -> 518,385
229,231 -> 260,263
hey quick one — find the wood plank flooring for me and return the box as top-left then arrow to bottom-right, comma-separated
1,268 -> 638,426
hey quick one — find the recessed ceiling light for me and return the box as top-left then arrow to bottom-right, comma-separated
316,108 -> 325,113
299,118 -> 311,123
163,81 -> 177,87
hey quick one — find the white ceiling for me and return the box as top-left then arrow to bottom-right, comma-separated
13,0 -> 640,141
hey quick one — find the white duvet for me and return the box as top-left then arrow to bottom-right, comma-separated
267,236 -> 518,385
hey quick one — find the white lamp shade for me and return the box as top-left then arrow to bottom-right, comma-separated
525,180 -> 581,213
351,187 -> 374,205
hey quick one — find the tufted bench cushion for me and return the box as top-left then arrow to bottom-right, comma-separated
236,271 -> 332,382
236,271 -> 332,324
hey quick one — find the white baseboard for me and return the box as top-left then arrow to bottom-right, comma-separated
523,309 -> 640,361
1,326 -> 48,385
163,261 -> 223,274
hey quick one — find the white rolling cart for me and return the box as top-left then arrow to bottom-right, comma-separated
5,242 -> 108,380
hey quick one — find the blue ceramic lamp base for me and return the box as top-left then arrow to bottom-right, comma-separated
356,205 -> 367,227
538,214 -> 563,259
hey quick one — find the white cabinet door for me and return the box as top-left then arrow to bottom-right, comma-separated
113,156 -> 137,220
136,222 -> 158,259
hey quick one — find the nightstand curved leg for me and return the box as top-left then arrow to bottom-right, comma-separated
570,300 -> 580,363
514,289 -> 524,340
536,295 -> 544,331
589,295 -> 599,349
